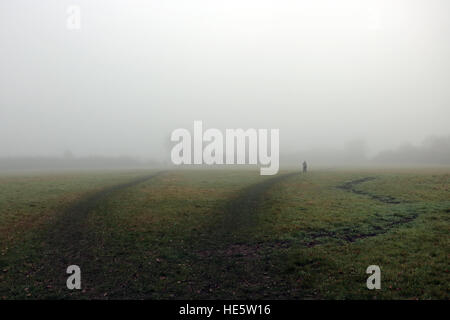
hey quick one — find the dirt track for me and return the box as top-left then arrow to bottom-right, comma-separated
216,172 -> 299,242
337,177 -> 402,204
41,172 -> 165,290
189,172 -> 299,298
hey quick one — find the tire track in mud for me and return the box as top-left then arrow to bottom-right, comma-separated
300,176 -> 419,246
337,177 -> 402,204
40,171 -> 165,292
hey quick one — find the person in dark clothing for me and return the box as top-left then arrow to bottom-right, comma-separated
302,161 -> 307,173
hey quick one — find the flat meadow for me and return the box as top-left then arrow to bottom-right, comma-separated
0,168 -> 448,299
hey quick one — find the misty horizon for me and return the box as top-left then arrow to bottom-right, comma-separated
1,0 -> 449,163
1,133 -> 449,171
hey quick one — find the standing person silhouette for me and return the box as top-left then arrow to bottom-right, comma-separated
302,161 -> 307,173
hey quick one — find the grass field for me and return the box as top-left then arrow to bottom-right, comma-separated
0,168 -> 448,299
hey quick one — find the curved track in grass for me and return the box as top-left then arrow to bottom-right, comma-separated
301,176 -> 420,246
40,171 -> 165,294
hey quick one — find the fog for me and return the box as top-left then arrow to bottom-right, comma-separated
1,0 -> 449,167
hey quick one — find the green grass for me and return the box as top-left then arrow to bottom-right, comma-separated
0,170 -> 152,249
0,168 -> 448,299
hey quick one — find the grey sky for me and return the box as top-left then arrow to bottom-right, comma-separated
1,0 -> 449,160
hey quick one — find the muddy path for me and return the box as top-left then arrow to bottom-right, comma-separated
210,172 -> 299,244
39,171 -> 165,293
193,173 -> 298,247
337,177 -> 402,204
276,177 -> 419,247
193,172 -> 299,254
187,173 -> 299,298
305,176 -> 419,245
